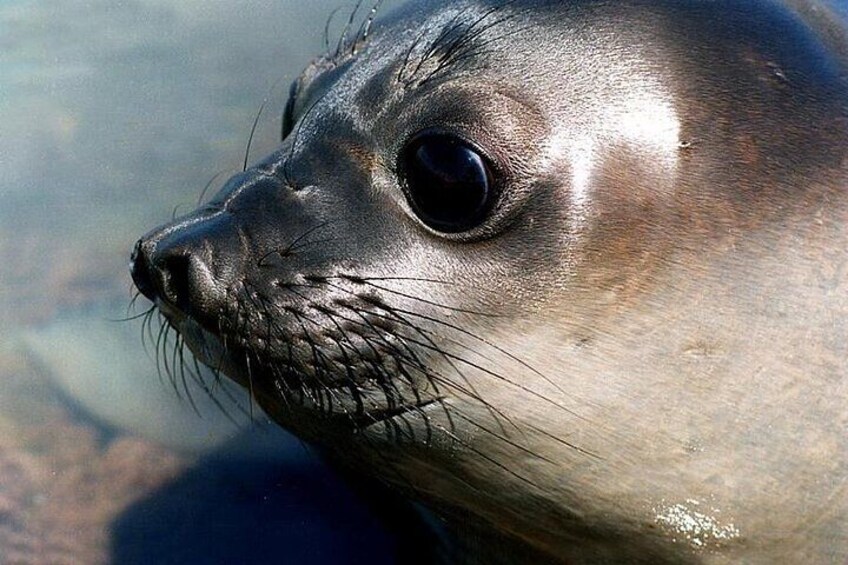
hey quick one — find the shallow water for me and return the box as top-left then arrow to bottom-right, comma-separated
1,1 -> 403,562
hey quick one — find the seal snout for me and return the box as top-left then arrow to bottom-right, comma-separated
130,215 -> 240,325
130,239 -> 158,303
130,237 -> 214,317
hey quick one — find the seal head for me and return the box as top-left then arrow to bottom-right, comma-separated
131,0 -> 848,562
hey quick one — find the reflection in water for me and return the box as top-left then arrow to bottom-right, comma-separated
0,0 -> 403,561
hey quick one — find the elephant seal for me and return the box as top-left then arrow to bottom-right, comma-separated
130,0 -> 848,562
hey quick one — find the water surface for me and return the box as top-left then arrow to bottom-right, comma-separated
0,1 -> 403,562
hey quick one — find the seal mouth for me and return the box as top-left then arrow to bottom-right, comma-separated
153,302 -> 443,432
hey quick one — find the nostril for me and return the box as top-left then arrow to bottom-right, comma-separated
131,212 -> 236,321
160,254 -> 193,312
130,239 -> 199,313
130,240 -> 158,302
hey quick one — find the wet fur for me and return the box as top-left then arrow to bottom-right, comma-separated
132,1 -> 848,563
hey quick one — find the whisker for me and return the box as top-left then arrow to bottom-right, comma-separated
522,421 -> 602,460
353,301 -> 517,434
259,221 -> 331,267
336,0 -> 365,59
332,274 -> 458,286
188,353 -> 246,425
398,26 -> 429,84
304,280 -> 515,431
197,170 -> 230,206
283,92 -> 329,187
143,310 -> 164,369
407,8 -> 467,82
110,305 -> 155,323
320,279 -> 590,423
344,279 -> 498,317
284,280 -> 505,429
243,74 -> 289,172
323,6 -> 344,52
435,423 -> 544,492
406,0 -> 520,87
323,332 -> 368,417
358,0 -> 384,45
155,317 -> 176,396
337,310 -> 417,408
449,409 -> 555,464
351,0 -> 384,56
287,305 -> 385,425
174,333 -> 202,417
380,302 -> 579,405
283,287 -> 404,413
365,323 -> 581,421
127,289 -> 142,315
308,298 -> 502,432
244,350 -> 257,420
426,23 -> 535,84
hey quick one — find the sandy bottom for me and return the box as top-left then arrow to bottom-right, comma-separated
0,348 -> 187,564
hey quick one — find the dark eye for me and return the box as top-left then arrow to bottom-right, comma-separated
400,133 -> 496,234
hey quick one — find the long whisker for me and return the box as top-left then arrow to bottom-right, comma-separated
305,296 -> 501,432
110,305 -> 155,323
380,301 -> 579,404
283,92 -> 329,187
174,332 -> 202,417
435,423 -> 544,491
188,353 -> 246,425
350,300 -> 518,435
244,75 -> 290,172
197,170 -> 230,206
351,0 -> 385,55
155,317 -> 176,396
282,286 -> 403,413
259,221 -> 331,266
318,305 -> 449,440
449,409 -> 555,464
349,278 -> 499,317
336,0 -> 365,59
323,6 -> 344,52
284,280 -> 509,430
330,274 -> 457,286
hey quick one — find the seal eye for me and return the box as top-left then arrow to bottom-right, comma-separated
401,133 -> 495,233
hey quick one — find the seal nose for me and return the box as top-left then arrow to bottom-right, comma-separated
131,242 -> 197,312
130,239 -> 158,303
130,215 -> 239,321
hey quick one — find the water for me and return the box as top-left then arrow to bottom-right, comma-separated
0,1 -> 403,562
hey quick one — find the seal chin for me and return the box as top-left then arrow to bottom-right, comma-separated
156,305 -> 247,385
161,305 -> 442,432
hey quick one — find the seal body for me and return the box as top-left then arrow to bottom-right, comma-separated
131,1 -> 848,562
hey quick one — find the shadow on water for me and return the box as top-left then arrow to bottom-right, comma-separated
111,430 -> 399,565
